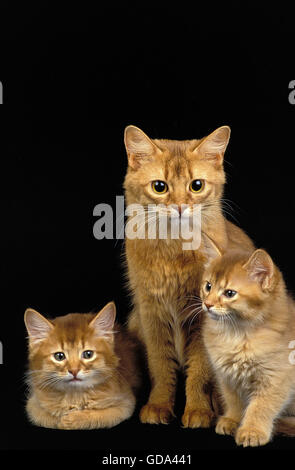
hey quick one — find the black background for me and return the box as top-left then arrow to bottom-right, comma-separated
1,3 -> 295,460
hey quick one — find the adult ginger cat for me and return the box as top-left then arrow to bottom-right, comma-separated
123,125 -> 254,426
201,248 -> 295,446
25,302 -> 140,429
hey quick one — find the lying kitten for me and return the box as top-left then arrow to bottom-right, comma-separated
201,247 -> 295,446
24,302 -> 140,429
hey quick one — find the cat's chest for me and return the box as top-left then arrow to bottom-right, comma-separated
207,333 -> 265,390
131,251 -> 201,298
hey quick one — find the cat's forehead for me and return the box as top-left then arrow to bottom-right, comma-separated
50,313 -> 95,346
140,154 -> 193,182
212,265 -> 246,287
207,254 -> 249,288
152,138 -> 221,181
164,155 -> 193,180
154,138 -> 198,156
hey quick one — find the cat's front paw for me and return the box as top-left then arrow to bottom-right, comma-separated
182,407 -> 214,428
140,403 -> 174,425
215,416 -> 239,436
58,410 -> 86,430
235,426 -> 271,447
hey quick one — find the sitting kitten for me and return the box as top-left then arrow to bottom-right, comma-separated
201,247 -> 295,446
24,302 -> 140,429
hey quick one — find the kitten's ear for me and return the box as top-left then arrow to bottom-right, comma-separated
193,126 -> 231,164
202,233 -> 223,268
243,249 -> 274,290
124,125 -> 162,169
24,308 -> 54,344
89,301 -> 116,340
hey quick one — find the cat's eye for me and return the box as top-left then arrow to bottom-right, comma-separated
53,352 -> 66,361
224,289 -> 237,298
82,350 -> 94,360
189,179 -> 204,193
205,282 -> 212,292
151,180 -> 168,194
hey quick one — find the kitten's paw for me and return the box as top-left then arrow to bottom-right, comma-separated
215,416 -> 239,436
235,426 -> 270,447
182,407 -> 214,428
58,410 -> 86,430
140,403 -> 174,425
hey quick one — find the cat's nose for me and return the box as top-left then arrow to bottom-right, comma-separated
68,369 -> 80,378
204,302 -> 214,310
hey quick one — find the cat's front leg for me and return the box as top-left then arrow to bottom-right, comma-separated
235,381 -> 292,447
58,402 -> 135,430
26,396 -> 60,429
215,380 -> 243,436
139,307 -> 178,425
182,336 -> 214,428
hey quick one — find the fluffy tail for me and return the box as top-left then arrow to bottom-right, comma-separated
275,417 -> 295,436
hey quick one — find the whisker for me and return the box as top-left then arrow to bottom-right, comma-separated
187,307 -> 204,332
179,301 -> 202,316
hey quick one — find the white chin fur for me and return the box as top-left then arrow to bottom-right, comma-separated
61,378 -> 97,389
58,372 -> 101,389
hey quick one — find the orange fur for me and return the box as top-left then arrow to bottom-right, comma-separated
123,126 -> 254,425
201,249 -> 295,446
24,302 -> 140,429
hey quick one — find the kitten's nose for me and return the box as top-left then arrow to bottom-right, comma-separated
68,369 -> 80,378
204,302 -> 214,310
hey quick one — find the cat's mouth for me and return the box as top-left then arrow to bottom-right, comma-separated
66,377 -> 83,383
203,303 -> 223,320
206,310 -> 230,321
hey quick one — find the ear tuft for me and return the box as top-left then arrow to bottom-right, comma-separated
124,125 -> 160,169
24,308 -> 54,344
243,249 -> 274,290
89,301 -> 116,340
194,126 -> 231,162
202,233 -> 223,269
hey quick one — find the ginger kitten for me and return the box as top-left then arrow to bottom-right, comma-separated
24,302 -> 140,429
201,248 -> 295,446
124,125 -> 254,426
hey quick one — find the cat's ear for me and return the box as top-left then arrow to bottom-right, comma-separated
202,233 -> 223,268
124,125 -> 162,169
89,301 -> 116,340
24,308 -> 54,344
243,249 -> 274,290
193,126 -> 231,164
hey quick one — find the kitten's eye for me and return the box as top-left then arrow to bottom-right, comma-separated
190,179 -> 204,193
205,282 -> 212,292
82,350 -> 94,360
53,352 -> 66,361
224,289 -> 237,298
151,180 -> 168,194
